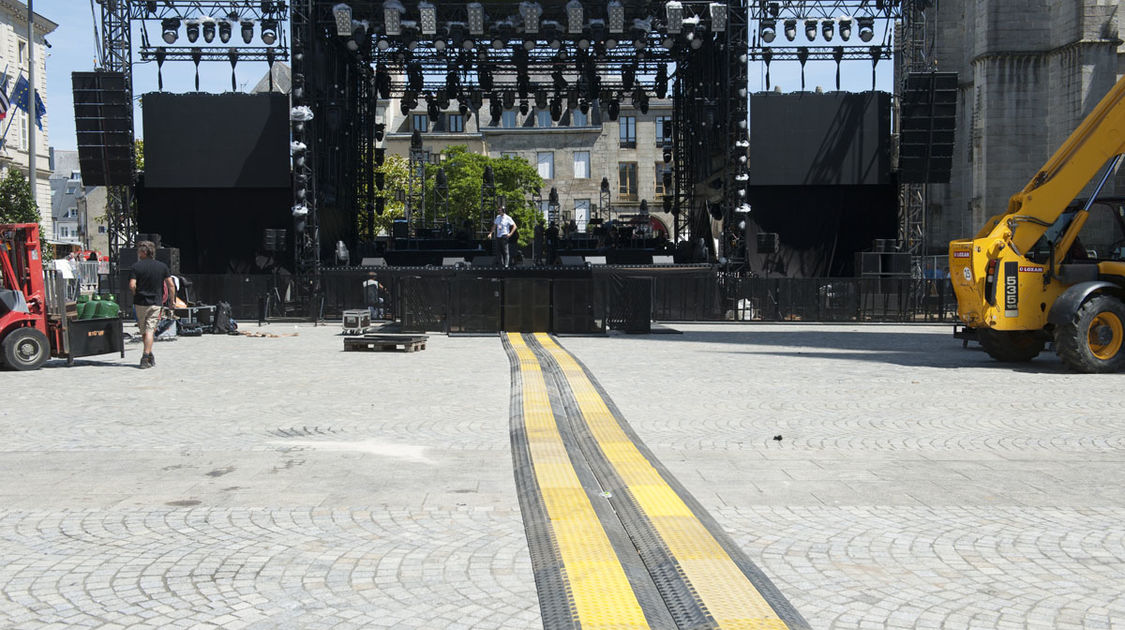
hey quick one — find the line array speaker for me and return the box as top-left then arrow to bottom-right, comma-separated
899,71 -> 958,184
72,71 -> 133,186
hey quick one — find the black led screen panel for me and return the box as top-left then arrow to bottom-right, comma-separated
142,92 -> 289,189
750,91 -> 892,186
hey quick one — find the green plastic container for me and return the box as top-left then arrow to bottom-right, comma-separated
94,295 -> 119,319
80,295 -> 100,320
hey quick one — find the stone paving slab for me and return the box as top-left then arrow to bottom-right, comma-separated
0,321 -> 1123,628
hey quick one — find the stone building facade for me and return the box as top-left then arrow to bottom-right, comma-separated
925,0 -> 1125,250
0,1 -> 55,223
381,97 -> 675,235
48,148 -> 108,254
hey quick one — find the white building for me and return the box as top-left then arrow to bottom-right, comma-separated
0,1 -> 56,227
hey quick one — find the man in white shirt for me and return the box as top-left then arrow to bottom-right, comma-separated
488,203 -> 518,268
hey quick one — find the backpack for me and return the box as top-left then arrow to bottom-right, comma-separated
212,301 -> 236,334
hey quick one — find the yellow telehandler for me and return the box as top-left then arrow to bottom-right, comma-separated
950,75 -> 1125,373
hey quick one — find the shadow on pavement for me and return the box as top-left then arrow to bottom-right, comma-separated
619,327 -> 1072,372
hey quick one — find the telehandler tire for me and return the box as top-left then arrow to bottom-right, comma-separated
976,328 -> 1045,363
1055,295 -> 1125,373
1,327 -> 50,371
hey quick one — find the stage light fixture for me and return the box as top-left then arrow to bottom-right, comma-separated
479,67 -> 494,91
655,64 -> 668,98
490,96 -> 502,122
261,20 -> 278,44
376,172 -> 385,190
471,89 -> 484,110
241,20 -> 255,44
520,2 -> 542,33
566,89 -> 578,109
607,98 -> 619,121
463,39 -> 476,51
821,19 -> 834,42
600,177 -> 610,193
542,21 -> 563,49
577,37 -> 590,50
622,65 -> 635,91
523,38 -> 537,50
689,33 -> 703,50
348,22 -> 368,52
665,1 -> 683,34
502,90 -> 515,110
375,197 -> 385,215
333,3 -> 353,36
467,3 -> 485,35
161,18 -> 180,44
566,0 -> 583,33
783,19 -> 797,41
196,18 -> 215,43
605,37 -> 619,50
550,97 -> 562,121
535,89 -> 548,109
663,147 -> 672,163
519,100 -> 529,115
218,19 -> 232,43
376,38 -> 391,50
384,2 -> 403,36
838,17 -> 853,41
492,37 -> 505,50
804,19 -> 817,41
760,19 -> 776,43
145,1 -> 157,13
661,35 -> 675,49
579,99 -> 590,115
663,196 -> 673,212
709,2 -> 727,32
375,123 -> 386,141
857,17 -> 875,42
608,0 -> 625,33
419,2 -> 437,35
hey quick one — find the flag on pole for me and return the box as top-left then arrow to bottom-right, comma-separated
9,74 -> 44,130
0,76 -> 9,120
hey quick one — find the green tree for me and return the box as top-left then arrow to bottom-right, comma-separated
362,146 -> 542,246
0,169 -> 50,258
429,146 -> 541,246
0,169 -> 41,224
134,139 -> 144,172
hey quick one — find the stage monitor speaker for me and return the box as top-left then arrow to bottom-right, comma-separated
652,255 -> 675,264
899,72 -> 958,184
757,232 -> 780,254
441,257 -> 467,266
72,71 -> 133,186
471,255 -> 496,267
392,219 -> 410,239
559,255 -> 585,266
361,257 -> 387,267
584,256 -> 607,265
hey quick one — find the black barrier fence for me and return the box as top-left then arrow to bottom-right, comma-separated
170,268 -> 956,328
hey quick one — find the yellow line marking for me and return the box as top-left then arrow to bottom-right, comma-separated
535,333 -> 790,630
508,333 -> 650,629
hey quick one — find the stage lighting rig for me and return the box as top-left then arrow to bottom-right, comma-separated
760,19 -> 776,43
185,18 -> 201,43
241,20 -> 255,44
419,2 -> 437,35
467,2 -> 485,36
333,3 -> 352,36
783,19 -> 797,41
566,0 -> 583,34
709,2 -> 727,32
260,22 -> 277,45
857,17 -> 875,42
821,19 -> 834,42
607,0 -> 625,33
384,1 -> 403,36
520,2 -> 542,33
804,19 -> 817,41
665,1 -> 683,34
838,16 -> 853,41
162,18 -> 180,44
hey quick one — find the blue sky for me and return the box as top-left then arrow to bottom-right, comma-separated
42,7 -> 893,153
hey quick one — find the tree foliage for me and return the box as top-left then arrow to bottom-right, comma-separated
362,146 -> 542,246
0,169 -> 41,225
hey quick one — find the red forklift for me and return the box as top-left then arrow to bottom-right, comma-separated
1,223 -> 124,370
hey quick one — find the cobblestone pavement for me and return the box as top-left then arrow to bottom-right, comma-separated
0,322 -> 1123,628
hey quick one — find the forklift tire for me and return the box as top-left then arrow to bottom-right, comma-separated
976,328 -> 1045,363
1055,295 -> 1125,373
1,327 -> 50,371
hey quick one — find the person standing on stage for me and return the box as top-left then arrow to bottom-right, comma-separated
129,240 -> 175,369
488,202 -> 518,268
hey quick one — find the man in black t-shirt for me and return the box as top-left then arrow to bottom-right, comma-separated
129,241 -> 176,369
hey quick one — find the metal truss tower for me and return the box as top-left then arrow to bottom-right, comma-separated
896,0 -> 931,276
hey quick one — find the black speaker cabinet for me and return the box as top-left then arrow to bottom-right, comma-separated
72,71 -> 134,186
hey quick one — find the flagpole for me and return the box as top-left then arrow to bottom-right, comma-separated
0,71 -> 19,149
27,0 -> 36,211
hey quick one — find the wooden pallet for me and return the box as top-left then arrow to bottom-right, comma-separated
343,334 -> 428,353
